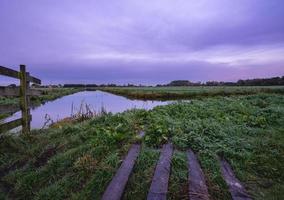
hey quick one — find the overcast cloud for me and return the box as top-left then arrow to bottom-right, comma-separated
0,0 -> 284,84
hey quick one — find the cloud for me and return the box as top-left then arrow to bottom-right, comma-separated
0,0 -> 283,84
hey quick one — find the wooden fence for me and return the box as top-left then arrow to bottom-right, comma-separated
0,65 -> 41,134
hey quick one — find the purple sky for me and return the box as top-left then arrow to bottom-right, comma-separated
1,0 -> 284,85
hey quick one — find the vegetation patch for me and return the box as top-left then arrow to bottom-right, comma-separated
0,93 -> 283,199
100,86 -> 284,100
168,151 -> 188,200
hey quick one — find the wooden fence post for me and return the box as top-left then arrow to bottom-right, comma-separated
20,65 -> 30,134
26,72 -> 31,132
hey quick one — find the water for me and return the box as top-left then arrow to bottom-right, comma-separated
4,91 -> 169,129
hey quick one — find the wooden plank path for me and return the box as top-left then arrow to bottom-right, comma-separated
100,143 -> 251,200
220,158 -> 251,200
187,149 -> 210,200
147,143 -> 173,200
101,144 -> 141,200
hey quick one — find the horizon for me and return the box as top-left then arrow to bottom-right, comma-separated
2,75 -> 284,87
1,0 -> 284,85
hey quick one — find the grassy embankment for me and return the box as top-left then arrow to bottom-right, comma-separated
99,86 -> 284,100
0,88 -> 81,119
1,93 -> 283,200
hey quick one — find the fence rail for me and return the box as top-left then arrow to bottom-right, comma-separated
0,66 -> 41,84
0,65 -> 41,134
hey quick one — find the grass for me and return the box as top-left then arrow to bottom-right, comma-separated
142,94 -> 284,199
0,110 -> 144,199
168,151 -> 188,200
99,86 -> 284,100
0,97 -> 18,106
0,93 -> 283,199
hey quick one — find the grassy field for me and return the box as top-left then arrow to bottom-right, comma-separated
0,93 -> 283,200
99,86 -> 284,100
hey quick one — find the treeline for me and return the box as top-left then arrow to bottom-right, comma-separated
63,83 -> 141,88
161,76 -> 284,87
62,76 -> 284,88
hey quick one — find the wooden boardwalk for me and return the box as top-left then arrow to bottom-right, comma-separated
147,143 -> 173,200
220,157 -> 251,200
101,144 -> 141,200
101,143 -> 251,200
187,149 -> 209,200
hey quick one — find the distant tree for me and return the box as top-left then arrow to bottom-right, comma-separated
86,84 -> 98,87
163,76 -> 284,87
168,80 -> 191,86
63,84 -> 85,88
107,83 -> 117,87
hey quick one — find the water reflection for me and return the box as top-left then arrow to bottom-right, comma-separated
5,91 -> 169,129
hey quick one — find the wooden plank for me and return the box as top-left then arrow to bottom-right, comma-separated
101,144 -> 141,200
0,66 -> 19,79
0,118 -> 22,133
0,86 -> 42,96
187,149 -> 209,200
0,65 -> 41,84
220,158 -> 251,200
0,104 -> 20,114
147,143 -> 173,200
28,76 -> 41,85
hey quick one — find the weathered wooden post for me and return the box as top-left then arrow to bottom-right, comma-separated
19,65 -> 30,134
26,72 -> 31,132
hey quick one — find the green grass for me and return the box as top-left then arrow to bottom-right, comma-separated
0,97 -> 18,105
0,93 -> 283,199
142,94 -> 284,199
0,110 -> 144,199
99,86 -> 284,100
168,151 -> 188,200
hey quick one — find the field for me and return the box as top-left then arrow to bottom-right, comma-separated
99,86 -> 284,100
0,93 -> 283,200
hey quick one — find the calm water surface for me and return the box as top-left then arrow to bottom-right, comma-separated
5,91 -> 169,129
